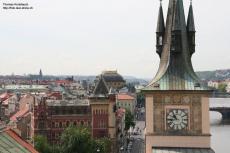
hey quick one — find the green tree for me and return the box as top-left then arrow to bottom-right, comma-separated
35,126 -> 112,153
94,137 -> 112,153
137,92 -> 145,107
218,83 -> 227,93
125,110 -> 135,131
34,135 -> 52,153
60,126 -> 93,153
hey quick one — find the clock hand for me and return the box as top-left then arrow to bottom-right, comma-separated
173,114 -> 177,120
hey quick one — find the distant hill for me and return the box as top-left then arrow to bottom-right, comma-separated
196,69 -> 230,81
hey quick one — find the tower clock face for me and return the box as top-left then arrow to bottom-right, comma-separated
166,109 -> 188,130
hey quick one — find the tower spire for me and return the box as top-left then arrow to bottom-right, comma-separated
143,0 -> 207,91
156,0 -> 165,57
156,0 -> 165,33
187,0 -> 195,32
187,0 -> 196,55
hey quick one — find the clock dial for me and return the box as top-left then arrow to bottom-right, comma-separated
166,109 -> 188,130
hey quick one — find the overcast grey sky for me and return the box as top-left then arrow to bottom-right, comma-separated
0,0 -> 230,78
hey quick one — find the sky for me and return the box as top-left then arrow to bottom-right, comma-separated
0,0 -> 230,78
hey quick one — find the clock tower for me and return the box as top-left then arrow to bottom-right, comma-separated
142,0 -> 215,152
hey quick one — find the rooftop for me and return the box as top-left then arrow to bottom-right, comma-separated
101,71 -> 125,82
4,85 -> 48,90
10,105 -> 29,122
46,99 -> 89,106
0,128 -> 38,153
117,94 -> 135,100
152,147 -> 215,153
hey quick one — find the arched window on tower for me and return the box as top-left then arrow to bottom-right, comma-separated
158,36 -> 163,45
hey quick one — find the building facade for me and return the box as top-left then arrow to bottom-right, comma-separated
89,75 -> 117,152
96,71 -> 126,90
116,93 -> 135,114
33,98 -> 91,144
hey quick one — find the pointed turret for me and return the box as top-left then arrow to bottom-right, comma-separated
156,0 -> 165,57
187,0 -> 196,55
39,69 -> 43,80
171,0 -> 183,53
172,0 -> 182,31
93,75 -> 109,96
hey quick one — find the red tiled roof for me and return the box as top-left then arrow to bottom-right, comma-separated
55,80 -> 71,84
10,105 -> 29,121
0,92 -> 12,101
5,129 -> 39,153
117,94 -> 135,100
47,92 -> 62,100
2,99 -> 9,105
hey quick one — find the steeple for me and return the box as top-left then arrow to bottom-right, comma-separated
156,0 -> 165,57
156,1 -> 165,33
172,0 -> 182,31
39,69 -> 43,80
187,0 -> 196,55
187,1 -> 195,32
93,75 -> 109,96
143,0 -> 209,91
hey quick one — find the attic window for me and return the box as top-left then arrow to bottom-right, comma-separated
153,83 -> 160,88
194,83 -> 200,87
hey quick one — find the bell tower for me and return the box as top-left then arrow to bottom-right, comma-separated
142,0 -> 215,152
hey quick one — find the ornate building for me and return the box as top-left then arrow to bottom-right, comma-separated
95,71 -> 126,90
89,75 -> 117,152
33,97 -> 91,144
142,0 -> 215,152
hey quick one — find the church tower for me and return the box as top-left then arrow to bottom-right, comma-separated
142,0 -> 215,152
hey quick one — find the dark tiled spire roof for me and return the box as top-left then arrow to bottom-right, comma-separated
187,3 -> 196,32
142,0 -> 210,91
172,0 -> 182,31
156,3 -> 165,33
93,75 -> 109,95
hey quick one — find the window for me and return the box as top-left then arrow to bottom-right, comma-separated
52,133 -> 55,139
59,122 -> 62,128
55,122 -> 58,128
38,121 -> 45,129
81,121 -> 84,126
73,121 -> 77,126
66,121 -> 70,127
159,36 -> 163,45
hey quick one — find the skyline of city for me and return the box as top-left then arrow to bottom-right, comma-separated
1,0 -> 230,78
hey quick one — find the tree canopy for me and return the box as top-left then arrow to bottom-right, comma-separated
125,110 -> 135,131
34,126 -> 111,153
218,83 -> 227,93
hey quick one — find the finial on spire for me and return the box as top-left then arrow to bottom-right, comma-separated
160,0 -> 162,5
190,0 -> 192,5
